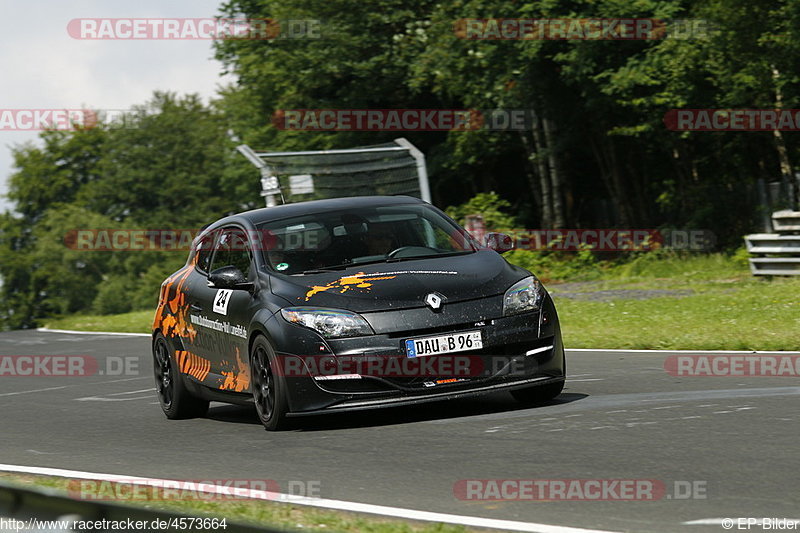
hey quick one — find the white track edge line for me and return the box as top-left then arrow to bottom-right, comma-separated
36,328 -> 150,337
0,464 -> 620,533
566,348 -> 800,354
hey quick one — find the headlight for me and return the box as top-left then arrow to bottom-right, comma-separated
280,307 -> 374,338
503,276 -> 543,316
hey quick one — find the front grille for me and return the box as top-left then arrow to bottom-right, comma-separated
385,320 -> 491,339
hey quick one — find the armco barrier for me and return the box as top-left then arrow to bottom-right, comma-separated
744,233 -> 800,254
747,257 -> 800,276
0,482 -> 279,532
745,210 -> 800,275
771,210 -> 800,232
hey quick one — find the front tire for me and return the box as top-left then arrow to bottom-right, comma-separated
250,336 -> 290,431
153,333 -> 209,419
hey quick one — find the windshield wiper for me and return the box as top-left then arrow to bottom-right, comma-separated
298,266 -> 349,275
385,250 -> 475,263
305,259 -> 394,272
298,261 -> 383,274
298,251 -> 473,274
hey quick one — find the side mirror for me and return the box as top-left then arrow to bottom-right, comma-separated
485,232 -> 514,254
208,266 -> 253,291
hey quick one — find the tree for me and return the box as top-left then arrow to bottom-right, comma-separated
0,92 -> 258,328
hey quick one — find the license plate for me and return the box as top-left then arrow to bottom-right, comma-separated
405,330 -> 482,357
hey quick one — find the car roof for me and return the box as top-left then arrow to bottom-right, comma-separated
213,195 -> 428,228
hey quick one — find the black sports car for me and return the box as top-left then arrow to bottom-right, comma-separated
152,196 -> 566,430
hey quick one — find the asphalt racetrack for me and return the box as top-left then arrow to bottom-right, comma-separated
0,330 -> 798,533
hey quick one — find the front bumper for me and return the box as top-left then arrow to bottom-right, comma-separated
287,375 -> 564,417
274,293 -> 565,415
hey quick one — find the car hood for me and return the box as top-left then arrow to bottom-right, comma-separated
269,250 -> 529,313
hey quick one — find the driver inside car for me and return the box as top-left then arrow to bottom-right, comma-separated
364,224 -> 397,256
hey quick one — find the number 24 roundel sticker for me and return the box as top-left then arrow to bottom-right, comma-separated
213,289 -> 233,315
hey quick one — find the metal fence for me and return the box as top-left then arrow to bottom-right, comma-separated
237,138 -> 431,208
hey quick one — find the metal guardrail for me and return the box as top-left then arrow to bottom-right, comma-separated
745,211 -> 800,275
748,257 -> 800,276
0,482 -> 281,533
771,210 -> 800,233
744,233 -> 800,254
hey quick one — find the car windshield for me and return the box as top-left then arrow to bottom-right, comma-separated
257,204 -> 477,274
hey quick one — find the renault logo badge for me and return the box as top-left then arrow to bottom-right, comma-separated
425,292 -> 444,310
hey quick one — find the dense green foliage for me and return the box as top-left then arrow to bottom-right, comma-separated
0,94 -> 259,328
214,0 -> 800,238
445,192 -> 517,229
3,0 -> 800,328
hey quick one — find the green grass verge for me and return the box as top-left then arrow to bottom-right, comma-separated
39,253 -> 800,350
43,310 -> 153,333
536,252 -> 800,350
0,473 -> 471,533
553,277 -> 800,350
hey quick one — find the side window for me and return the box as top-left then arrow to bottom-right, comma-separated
209,227 -> 252,277
194,230 -> 216,274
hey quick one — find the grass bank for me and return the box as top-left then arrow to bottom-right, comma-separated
43,310 -> 152,333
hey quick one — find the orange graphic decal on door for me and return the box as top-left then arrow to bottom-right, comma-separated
220,347 -> 251,393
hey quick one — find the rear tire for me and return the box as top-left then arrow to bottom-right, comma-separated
153,333 -> 209,419
511,380 -> 564,404
250,336 -> 290,431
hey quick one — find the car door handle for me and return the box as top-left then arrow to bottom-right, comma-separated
190,304 -> 203,312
